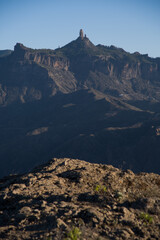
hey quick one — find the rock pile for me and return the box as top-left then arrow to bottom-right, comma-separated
0,158 -> 160,239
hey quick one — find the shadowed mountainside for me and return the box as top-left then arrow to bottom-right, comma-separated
0,31 -> 160,177
0,89 -> 160,177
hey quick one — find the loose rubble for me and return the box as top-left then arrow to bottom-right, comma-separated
0,158 -> 160,239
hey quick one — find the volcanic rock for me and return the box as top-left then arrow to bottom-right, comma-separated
0,158 -> 160,239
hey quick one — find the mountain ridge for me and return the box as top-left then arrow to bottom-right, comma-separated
1,31 -> 160,105
0,30 -> 160,177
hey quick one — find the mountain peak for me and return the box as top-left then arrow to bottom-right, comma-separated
77,29 -> 93,46
12,43 -> 29,59
14,43 -> 28,51
58,30 -> 96,56
79,29 -> 84,39
76,35 -> 95,48
79,29 -> 87,40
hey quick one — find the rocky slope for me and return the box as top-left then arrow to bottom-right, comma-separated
1,88 -> 160,178
0,43 -> 77,105
0,158 -> 160,240
0,30 -> 160,177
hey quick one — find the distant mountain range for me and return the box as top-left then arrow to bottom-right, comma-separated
0,30 -> 160,177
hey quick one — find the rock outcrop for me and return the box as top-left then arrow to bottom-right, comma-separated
79,29 -> 84,39
0,158 -> 160,239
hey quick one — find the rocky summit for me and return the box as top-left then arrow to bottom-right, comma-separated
0,158 -> 160,240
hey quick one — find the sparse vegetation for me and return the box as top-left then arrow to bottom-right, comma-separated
64,227 -> 82,240
94,184 -> 107,193
139,212 -> 153,224
0,158 -> 160,239
0,29 -> 160,240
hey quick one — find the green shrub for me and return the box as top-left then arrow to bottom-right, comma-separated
139,212 -> 153,224
94,184 -> 107,193
64,227 -> 81,240
94,184 -> 101,192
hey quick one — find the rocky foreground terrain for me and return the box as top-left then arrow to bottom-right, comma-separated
0,158 -> 160,240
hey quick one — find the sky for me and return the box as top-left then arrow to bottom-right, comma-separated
0,0 -> 160,57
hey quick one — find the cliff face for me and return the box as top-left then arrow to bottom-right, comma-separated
0,158 -> 160,240
0,43 -> 77,105
0,34 -> 160,178
13,43 -> 69,70
61,41 -> 160,100
0,38 -> 160,106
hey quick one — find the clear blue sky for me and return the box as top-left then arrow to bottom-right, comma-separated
0,0 -> 160,57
